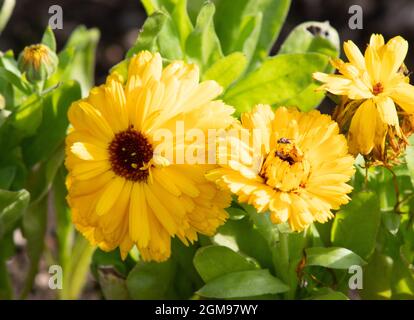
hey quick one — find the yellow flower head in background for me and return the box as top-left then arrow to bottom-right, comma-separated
65,51 -> 233,262
313,34 -> 414,162
207,105 -> 355,232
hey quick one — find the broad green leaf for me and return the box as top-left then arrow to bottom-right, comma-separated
0,0 -> 15,35
0,67 -> 32,95
21,197 -> 47,298
245,0 -> 291,67
171,239 -> 203,294
41,26 -> 57,52
91,248 -> 130,279
126,259 -> 176,299
0,107 -> 11,129
127,12 -> 167,58
331,191 -> 381,260
170,0 -> 193,48
307,287 -> 349,300
141,0 -> 176,14
203,52 -> 247,89
63,26 -> 99,95
0,188 -> 29,239
22,81 -> 81,166
197,269 -> 289,298
156,13 -> 183,59
0,166 -> 15,189
194,245 -> 258,283
406,135 -> 414,187
214,217 -> 273,270
391,255 -> 414,299
382,211 -> 401,236
278,21 -> 339,110
305,247 -> 366,269
360,251 -> 393,300
185,2 -> 223,72
231,13 -> 262,64
225,206 -> 247,220
223,53 -> 329,115
214,0 -> 250,54
98,268 -> 130,300
11,95 -> 42,136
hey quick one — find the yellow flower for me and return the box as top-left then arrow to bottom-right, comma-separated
65,51 -> 233,262
207,105 -> 355,232
313,34 -> 414,158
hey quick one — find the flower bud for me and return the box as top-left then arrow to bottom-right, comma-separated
17,44 -> 58,83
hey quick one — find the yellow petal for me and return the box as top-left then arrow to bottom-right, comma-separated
391,82 -> 414,113
348,99 -> 377,155
95,177 -> 125,216
129,182 -> 150,246
380,36 -> 408,84
343,40 -> 366,70
375,96 -> 399,128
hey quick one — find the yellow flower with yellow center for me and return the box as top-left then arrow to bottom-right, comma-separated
65,51 -> 234,262
207,105 -> 355,232
313,34 -> 414,157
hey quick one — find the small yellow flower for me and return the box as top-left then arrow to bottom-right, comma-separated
66,51 -> 233,262
18,44 -> 58,82
207,105 -> 355,232
313,34 -> 414,159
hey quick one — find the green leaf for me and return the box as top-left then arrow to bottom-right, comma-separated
11,95 -> 43,136
360,251 -> 393,299
305,247 -> 366,269
406,135 -> 414,187
41,26 -> 57,52
331,191 -> 381,260
197,269 -> 289,298
170,0 -> 193,49
391,255 -> 414,299
223,53 -> 329,115
62,26 -> 99,95
307,287 -> 349,300
126,259 -> 176,299
185,2 -> 223,72
0,0 -> 15,35
231,13 -> 262,64
0,166 -> 15,189
0,188 -> 30,239
156,12 -> 184,59
203,52 -> 247,89
245,0 -> 291,67
91,248 -> 129,279
194,245 -> 258,283
98,267 -> 130,300
127,12 -> 168,58
21,197 -> 48,298
0,67 -> 32,95
213,217 -> 274,270
22,81 -> 81,166
278,21 -> 339,110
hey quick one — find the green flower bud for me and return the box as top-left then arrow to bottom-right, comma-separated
17,44 -> 58,83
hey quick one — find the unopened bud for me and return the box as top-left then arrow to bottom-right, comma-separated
17,44 -> 58,83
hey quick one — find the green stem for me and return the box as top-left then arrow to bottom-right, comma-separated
60,235 -> 95,300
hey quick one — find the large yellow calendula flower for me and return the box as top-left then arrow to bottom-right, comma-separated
313,34 -> 414,158
65,51 -> 233,262
206,105 -> 355,232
